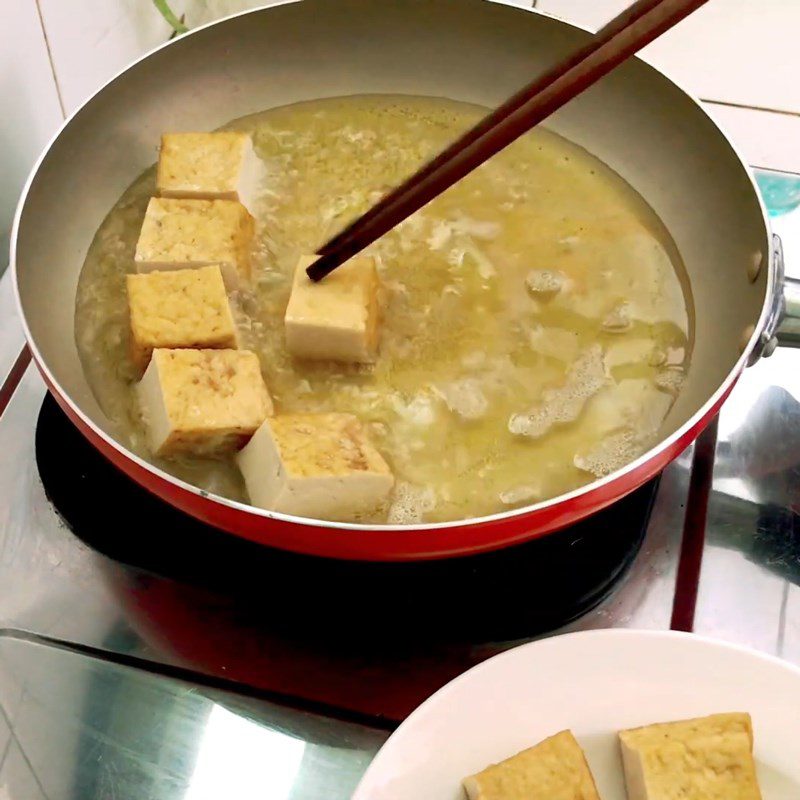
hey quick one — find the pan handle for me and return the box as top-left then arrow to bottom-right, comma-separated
777,271 -> 800,347
750,234 -> 800,363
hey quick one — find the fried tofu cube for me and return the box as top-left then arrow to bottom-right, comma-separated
156,132 -> 265,215
134,197 -> 254,289
463,730 -> 600,800
237,413 -> 394,520
619,713 -> 762,800
284,254 -> 380,363
126,265 -> 238,373
137,349 -> 272,458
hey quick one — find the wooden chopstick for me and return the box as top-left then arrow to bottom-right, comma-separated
307,0 -> 711,282
315,0 -> 663,261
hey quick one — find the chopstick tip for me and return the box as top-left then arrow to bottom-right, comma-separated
305,254 -> 329,283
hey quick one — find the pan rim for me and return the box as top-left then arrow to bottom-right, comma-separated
10,0 -> 774,534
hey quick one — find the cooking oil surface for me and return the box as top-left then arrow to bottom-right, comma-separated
75,95 -> 692,524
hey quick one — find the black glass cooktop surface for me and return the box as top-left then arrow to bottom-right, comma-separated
36,392 -> 658,644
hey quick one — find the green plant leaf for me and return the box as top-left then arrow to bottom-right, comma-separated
152,0 -> 189,34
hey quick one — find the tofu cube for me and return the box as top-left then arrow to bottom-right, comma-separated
126,265 -> 238,373
463,730 -> 600,800
619,713 -> 762,800
137,349 -> 272,458
284,254 -> 380,363
134,197 -> 254,290
156,132 -> 265,215
237,413 -> 394,521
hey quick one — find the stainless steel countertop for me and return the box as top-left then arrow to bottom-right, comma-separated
0,170 -> 797,798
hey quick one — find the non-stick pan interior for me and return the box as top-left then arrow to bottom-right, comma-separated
15,0 -> 768,449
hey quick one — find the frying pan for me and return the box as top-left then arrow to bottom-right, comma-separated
11,0 -> 800,561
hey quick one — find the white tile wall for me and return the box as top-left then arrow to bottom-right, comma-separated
537,0 -> 800,114
536,0 -> 800,171
36,0 -> 177,114
29,0 -> 800,118
0,1 -> 63,266
34,0 -> 280,118
705,102 -> 800,174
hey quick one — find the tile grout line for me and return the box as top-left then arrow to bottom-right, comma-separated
6,728 -> 52,800
0,706 -> 11,777
33,0 -> 67,120
749,164 -> 800,177
0,697 -> 50,799
701,98 -> 800,120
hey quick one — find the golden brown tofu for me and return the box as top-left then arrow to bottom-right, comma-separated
284,254 -> 380,363
619,713 -> 762,800
463,730 -> 600,800
126,265 -> 238,373
156,132 -> 265,214
134,197 -> 254,289
136,349 -> 272,458
237,413 -> 394,521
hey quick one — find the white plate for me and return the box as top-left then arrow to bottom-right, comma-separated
353,629 -> 800,799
